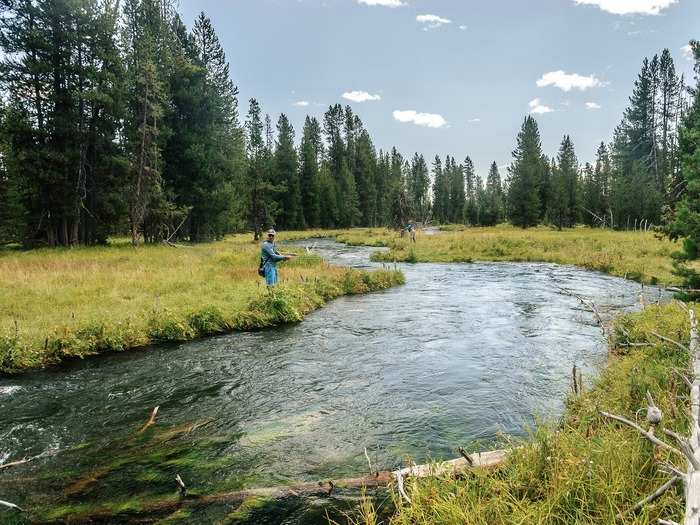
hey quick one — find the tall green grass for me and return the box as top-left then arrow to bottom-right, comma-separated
0,232 -> 403,373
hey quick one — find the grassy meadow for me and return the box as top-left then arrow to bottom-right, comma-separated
0,224 -> 686,373
353,302 -> 694,525
338,225 -> 681,286
0,231 -> 403,373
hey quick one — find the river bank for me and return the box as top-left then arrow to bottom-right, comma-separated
326,226 -> 694,524
337,225 -> 681,286
0,232 -> 403,374
354,301 -> 694,525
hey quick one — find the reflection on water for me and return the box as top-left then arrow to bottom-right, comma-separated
0,240 -> 665,522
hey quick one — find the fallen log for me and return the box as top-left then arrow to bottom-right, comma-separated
64,449 -> 509,522
683,309 -> 700,525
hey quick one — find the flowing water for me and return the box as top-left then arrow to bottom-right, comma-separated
0,240 -> 666,524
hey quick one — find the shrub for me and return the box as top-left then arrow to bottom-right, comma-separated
147,309 -> 195,342
188,306 -> 228,336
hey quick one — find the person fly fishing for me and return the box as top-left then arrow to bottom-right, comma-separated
406,222 -> 416,243
259,229 -> 294,286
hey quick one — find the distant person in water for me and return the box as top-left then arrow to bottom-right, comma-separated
406,222 -> 416,243
261,229 -> 293,286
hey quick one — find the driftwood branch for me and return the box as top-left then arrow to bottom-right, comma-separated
457,447 -> 474,466
364,447 -> 375,477
674,369 -> 695,391
622,475 -> 681,518
0,448 -> 59,471
138,406 -> 159,434
0,458 -> 31,471
662,429 -> 700,471
0,499 -> 24,512
599,411 -> 686,459
164,215 -> 188,244
395,470 -> 411,504
659,461 -> 687,481
175,474 -> 186,497
559,287 -> 608,336
650,332 -> 690,353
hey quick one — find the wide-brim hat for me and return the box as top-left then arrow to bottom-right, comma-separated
267,229 -> 276,236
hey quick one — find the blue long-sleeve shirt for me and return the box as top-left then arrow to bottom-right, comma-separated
261,240 -> 285,266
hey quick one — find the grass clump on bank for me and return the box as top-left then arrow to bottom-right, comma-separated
354,302 -> 692,524
337,225 -> 680,285
0,232 -> 403,373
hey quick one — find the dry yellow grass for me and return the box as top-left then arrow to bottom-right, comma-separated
338,224 -> 681,285
0,231 -> 403,372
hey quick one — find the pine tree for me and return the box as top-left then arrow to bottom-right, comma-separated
658,48 -> 679,201
507,116 -> 544,228
274,114 -> 302,229
448,156 -> 466,223
482,162 -> 503,226
375,150 -> 390,226
431,156 -> 445,223
323,104 -> 359,227
474,174 -> 485,225
560,135 -> 580,227
388,148 -> 408,229
189,12 -> 245,238
548,158 -> 566,229
539,154 -> 552,220
610,55 -> 663,227
122,0 -> 177,244
299,116 -> 322,228
355,129 -> 378,226
581,143 -> 611,227
0,0 -> 127,246
407,153 -> 429,223
463,156 -> 477,225
245,99 -> 278,239
669,41 -> 700,291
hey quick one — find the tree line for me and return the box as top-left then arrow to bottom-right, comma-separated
505,47 -> 689,231
0,0 -> 696,248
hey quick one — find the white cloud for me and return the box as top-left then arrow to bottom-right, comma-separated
682,44 -> 694,61
529,98 -> 553,114
468,118 -> 481,123
416,14 -> 452,30
585,102 -> 602,110
573,0 -> 677,15
293,100 -> 310,107
459,25 -> 468,31
536,70 -> 605,91
357,0 -> 405,7
342,90 -> 381,103
393,110 -> 447,128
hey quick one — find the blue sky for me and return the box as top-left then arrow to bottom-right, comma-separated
178,0 -> 698,177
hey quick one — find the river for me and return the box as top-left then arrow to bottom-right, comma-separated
0,240 -> 665,524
